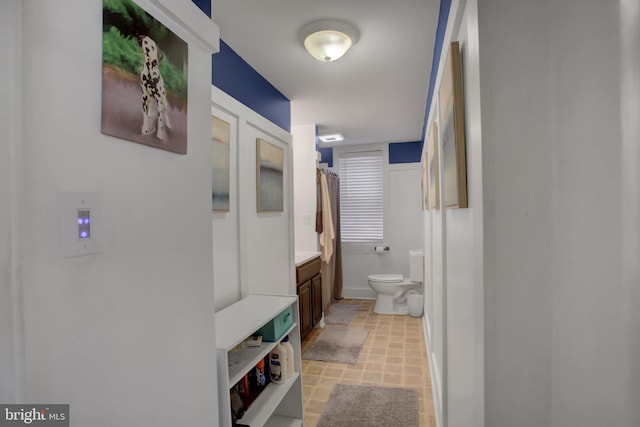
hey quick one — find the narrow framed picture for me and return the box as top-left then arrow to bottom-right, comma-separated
439,41 -> 468,208
427,122 -> 440,210
421,150 -> 428,211
212,115 -> 230,212
256,138 -> 284,212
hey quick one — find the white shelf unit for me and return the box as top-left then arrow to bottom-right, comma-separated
215,294 -> 303,427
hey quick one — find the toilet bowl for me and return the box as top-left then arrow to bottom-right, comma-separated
368,250 -> 424,315
368,274 -> 420,315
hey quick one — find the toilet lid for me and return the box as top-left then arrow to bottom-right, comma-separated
368,274 -> 403,282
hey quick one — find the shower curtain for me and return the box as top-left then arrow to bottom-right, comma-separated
317,169 -> 343,312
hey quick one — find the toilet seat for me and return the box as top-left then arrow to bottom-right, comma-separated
368,274 -> 403,282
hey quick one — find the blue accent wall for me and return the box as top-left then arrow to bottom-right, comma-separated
191,0 -> 211,18
320,142 -> 419,167
389,141 -> 423,164
318,147 -> 334,168
422,0 -> 452,139
191,0 -> 291,132
212,41 -> 291,132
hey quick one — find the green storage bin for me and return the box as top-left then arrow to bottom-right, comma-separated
257,306 -> 293,342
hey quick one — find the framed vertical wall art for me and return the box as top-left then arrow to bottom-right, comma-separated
427,122 -> 440,210
438,41 -> 468,208
421,151 -> 428,210
211,115 -> 230,211
102,0 -> 188,154
256,138 -> 284,212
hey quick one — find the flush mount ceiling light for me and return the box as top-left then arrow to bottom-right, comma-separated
318,133 -> 344,143
300,19 -> 360,62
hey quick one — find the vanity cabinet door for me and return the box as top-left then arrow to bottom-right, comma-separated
298,280 -> 312,339
312,274 -> 323,326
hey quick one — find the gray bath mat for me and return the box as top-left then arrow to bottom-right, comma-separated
317,384 -> 419,427
302,326 -> 368,364
325,303 -> 360,325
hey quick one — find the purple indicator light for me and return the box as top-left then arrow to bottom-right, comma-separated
77,210 -> 91,239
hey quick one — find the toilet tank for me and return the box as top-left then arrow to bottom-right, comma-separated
409,250 -> 424,283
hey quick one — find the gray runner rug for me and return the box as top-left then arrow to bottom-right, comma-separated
302,326 -> 368,364
317,384 -> 419,427
325,303 -> 360,325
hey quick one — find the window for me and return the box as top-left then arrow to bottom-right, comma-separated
339,151 -> 383,243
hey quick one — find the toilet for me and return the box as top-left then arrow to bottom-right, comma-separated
368,250 -> 424,315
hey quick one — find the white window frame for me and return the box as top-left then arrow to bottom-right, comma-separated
334,144 -> 389,253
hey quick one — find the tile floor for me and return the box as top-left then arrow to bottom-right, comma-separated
300,299 -> 436,427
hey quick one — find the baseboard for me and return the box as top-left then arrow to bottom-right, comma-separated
423,316 -> 443,427
341,287 -> 376,299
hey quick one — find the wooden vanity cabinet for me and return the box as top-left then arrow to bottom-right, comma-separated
296,256 -> 322,340
312,274 -> 323,326
298,280 -> 312,336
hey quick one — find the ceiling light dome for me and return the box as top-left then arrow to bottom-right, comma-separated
300,19 -> 359,62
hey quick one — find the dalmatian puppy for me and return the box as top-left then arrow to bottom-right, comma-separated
137,35 -> 171,140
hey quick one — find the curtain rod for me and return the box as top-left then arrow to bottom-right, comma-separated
318,167 -> 339,177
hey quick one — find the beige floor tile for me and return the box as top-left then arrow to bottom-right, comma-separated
366,354 -> 386,364
364,362 -> 385,372
362,371 -> 383,383
303,374 -> 321,386
304,413 -> 320,427
386,355 -> 403,364
305,399 -> 327,415
387,347 -> 404,356
305,365 -> 326,376
323,367 -> 344,378
404,374 -> 428,387
300,300 -> 436,427
311,386 -> 335,401
383,373 -> 403,385
316,376 -> 339,388
342,369 -> 363,381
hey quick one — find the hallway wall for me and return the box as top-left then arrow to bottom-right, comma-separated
545,1 -> 635,425
424,0 -> 640,426
478,0 -> 637,425
212,87 -> 295,311
292,124 -> 319,253
2,1 -> 221,424
421,1 -> 485,425
0,0 -> 23,404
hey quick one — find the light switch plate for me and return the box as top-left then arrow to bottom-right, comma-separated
58,192 -> 102,258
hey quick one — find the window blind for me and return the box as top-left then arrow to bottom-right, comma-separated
338,151 -> 383,242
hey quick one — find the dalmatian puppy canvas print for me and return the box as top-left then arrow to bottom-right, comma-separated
101,0 -> 188,154
138,35 -> 171,140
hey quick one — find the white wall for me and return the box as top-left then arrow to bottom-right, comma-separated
10,1 -> 220,425
620,3 -> 640,424
333,144 -> 423,298
212,86 -> 296,308
0,0 -> 23,404
477,0 -> 639,426
211,104 -> 240,311
422,2 -> 486,425
388,164 -> 425,277
292,124 -> 319,252
424,0 -> 640,426
546,1 -> 635,425
478,1 -> 555,425
241,120 -> 296,296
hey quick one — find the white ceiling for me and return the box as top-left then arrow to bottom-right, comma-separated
212,0 -> 440,147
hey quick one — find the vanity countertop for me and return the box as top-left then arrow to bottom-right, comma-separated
294,251 -> 321,266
